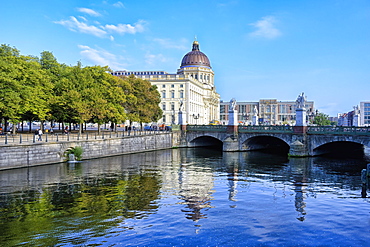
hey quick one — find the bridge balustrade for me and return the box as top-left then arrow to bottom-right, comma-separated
238,125 -> 293,133
186,125 -> 228,132
186,125 -> 293,133
307,126 -> 370,135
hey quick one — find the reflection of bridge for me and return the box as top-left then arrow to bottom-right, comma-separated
179,125 -> 370,156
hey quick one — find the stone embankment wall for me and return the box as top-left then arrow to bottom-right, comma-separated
0,132 -> 181,171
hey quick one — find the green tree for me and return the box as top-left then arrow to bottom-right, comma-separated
0,44 -> 53,134
312,112 -> 332,126
120,75 -> 162,126
85,66 -> 129,133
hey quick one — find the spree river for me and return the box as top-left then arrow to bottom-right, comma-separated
0,148 -> 369,246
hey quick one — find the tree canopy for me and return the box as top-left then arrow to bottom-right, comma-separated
312,112 -> 332,126
0,44 -> 162,132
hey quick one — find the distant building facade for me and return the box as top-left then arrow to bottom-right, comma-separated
112,40 -> 220,125
337,103 -> 369,127
360,102 -> 370,126
220,99 -> 315,125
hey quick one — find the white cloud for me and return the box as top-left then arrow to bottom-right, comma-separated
113,1 -> 125,8
55,16 -> 107,37
55,17 -> 146,39
249,16 -> 281,39
105,20 -> 146,34
77,7 -> 101,17
78,45 -> 126,70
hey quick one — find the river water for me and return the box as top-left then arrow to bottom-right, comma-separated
0,148 -> 369,246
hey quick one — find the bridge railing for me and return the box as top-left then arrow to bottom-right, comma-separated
186,125 -> 294,133
186,125 -> 228,132
307,126 -> 370,135
238,125 -> 293,133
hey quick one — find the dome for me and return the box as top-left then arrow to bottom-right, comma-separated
180,41 -> 211,68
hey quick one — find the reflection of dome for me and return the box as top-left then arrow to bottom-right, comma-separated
180,41 -> 211,68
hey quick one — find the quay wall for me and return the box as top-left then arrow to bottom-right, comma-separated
0,132 -> 181,171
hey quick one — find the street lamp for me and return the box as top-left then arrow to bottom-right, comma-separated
193,113 -> 200,125
242,113 -> 248,125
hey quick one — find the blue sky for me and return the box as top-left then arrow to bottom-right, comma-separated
1,0 -> 370,116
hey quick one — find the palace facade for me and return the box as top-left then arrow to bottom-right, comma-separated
220,99 -> 315,126
112,40 -> 220,125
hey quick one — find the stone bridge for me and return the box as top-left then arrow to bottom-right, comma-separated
179,125 -> 370,157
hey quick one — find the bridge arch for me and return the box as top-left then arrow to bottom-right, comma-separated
312,140 -> 366,157
188,135 -> 223,149
241,135 -> 290,154
309,135 -> 370,156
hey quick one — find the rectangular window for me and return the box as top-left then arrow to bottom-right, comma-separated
162,104 -> 166,110
180,91 -> 184,98
171,91 -> 175,98
162,91 -> 166,98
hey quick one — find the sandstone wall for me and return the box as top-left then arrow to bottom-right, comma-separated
0,132 -> 180,170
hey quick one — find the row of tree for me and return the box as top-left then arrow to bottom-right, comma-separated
0,44 -> 163,134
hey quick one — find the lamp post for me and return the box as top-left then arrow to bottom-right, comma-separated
193,113 -> 200,125
242,113 -> 248,125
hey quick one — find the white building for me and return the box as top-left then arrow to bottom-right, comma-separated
112,40 -> 220,125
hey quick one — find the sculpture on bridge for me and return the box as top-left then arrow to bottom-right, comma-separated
296,92 -> 306,109
179,100 -> 184,112
253,105 -> 258,116
229,98 -> 237,111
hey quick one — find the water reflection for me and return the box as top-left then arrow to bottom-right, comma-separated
0,148 -> 369,246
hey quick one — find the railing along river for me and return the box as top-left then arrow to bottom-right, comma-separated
0,129 -> 171,145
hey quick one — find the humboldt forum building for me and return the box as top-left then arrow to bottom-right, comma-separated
112,40 -> 220,126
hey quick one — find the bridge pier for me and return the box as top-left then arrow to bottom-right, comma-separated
223,135 -> 239,152
289,127 -> 310,157
289,138 -> 309,157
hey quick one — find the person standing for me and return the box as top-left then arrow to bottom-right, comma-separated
38,129 -> 43,141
